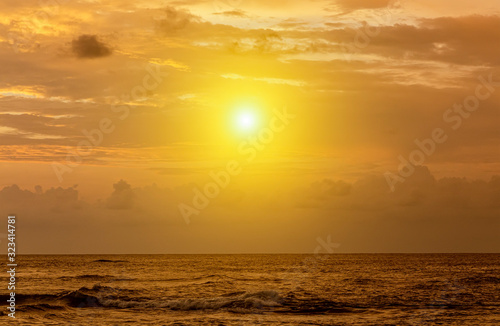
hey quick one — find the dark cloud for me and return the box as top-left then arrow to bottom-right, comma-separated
0,169 -> 499,253
228,31 -> 284,54
335,0 -> 393,10
71,34 -> 112,59
0,184 -> 81,214
295,166 -> 500,211
325,15 -> 500,65
303,179 -> 351,206
3,168 -> 498,215
213,10 -> 248,17
326,0 -> 394,15
106,179 -> 135,209
254,32 -> 282,53
155,6 -> 200,35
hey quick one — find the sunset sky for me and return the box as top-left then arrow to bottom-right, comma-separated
0,0 -> 499,253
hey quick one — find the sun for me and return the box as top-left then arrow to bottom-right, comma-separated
237,112 -> 256,130
233,104 -> 261,134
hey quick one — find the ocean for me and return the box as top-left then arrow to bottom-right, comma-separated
1,254 -> 499,325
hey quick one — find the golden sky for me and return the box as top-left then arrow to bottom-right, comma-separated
0,0 -> 499,253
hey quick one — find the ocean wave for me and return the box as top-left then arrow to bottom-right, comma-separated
281,295 -> 356,314
57,274 -> 136,281
344,277 -> 378,285
4,285 -> 367,314
0,293 -> 59,305
156,274 -> 225,282
17,303 -> 67,312
58,274 -> 114,280
54,284 -> 135,308
146,274 -> 279,284
101,290 -> 283,310
460,276 -> 500,284
51,285 -> 283,311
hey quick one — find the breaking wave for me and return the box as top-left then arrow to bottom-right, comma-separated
64,285 -> 283,310
8,285 -> 285,313
105,290 -> 283,310
57,274 -> 135,281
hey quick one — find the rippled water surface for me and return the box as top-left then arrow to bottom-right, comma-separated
1,254 -> 499,325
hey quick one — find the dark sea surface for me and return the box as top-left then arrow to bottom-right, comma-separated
1,254 -> 499,325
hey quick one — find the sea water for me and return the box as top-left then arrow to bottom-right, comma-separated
1,254 -> 499,325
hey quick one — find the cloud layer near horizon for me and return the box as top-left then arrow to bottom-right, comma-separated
1,167 -> 498,253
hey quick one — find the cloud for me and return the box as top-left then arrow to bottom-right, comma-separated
300,179 -> 351,206
326,0 -> 395,16
227,31 -> 286,54
106,179 -> 135,209
328,15 -> 500,66
155,6 -> 200,35
0,184 -> 81,214
334,0 -> 393,11
294,166 -> 500,211
213,10 -> 248,18
0,167 -> 499,253
71,35 -> 112,59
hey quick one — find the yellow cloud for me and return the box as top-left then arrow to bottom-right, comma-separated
220,73 -> 306,86
0,86 -> 45,99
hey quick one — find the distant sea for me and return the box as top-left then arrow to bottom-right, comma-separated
1,254 -> 499,325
